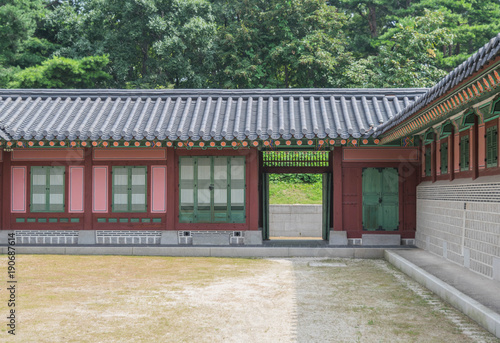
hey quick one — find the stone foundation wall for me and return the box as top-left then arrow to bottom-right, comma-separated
269,204 -> 322,237
10,230 -> 261,246
416,177 -> 500,280
15,230 -> 79,244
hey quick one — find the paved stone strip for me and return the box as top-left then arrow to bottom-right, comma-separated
374,260 -> 498,342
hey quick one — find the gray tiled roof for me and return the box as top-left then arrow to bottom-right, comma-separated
0,128 -> 10,140
0,88 -> 427,142
376,33 -> 500,136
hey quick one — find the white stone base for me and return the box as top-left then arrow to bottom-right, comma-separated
416,177 -> 500,279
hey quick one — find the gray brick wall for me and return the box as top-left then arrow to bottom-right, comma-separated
416,178 -> 500,279
269,205 -> 322,237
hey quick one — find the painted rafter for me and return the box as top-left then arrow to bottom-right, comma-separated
380,65 -> 500,145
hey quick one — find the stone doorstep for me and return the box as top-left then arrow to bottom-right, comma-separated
362,234 -> 401,246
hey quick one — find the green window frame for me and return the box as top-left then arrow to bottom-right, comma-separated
31,166 -> 65,212
179,156 -> 246,223
439,121 -> 453,140
425,146 -> 431,177
460,135 -> 470,171
491,99 -> 500,117
486,126 -> 498,168
440,142 -> 448,175
460,111 -> 475,131
112,166 -> 147,212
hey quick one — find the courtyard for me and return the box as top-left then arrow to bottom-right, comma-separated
1,255 -> 498,342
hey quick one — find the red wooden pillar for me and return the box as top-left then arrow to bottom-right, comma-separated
436,140 -> 441,176
431,140 -> 436,182
247,148 -> 259,230
471,122 -> 478,179
421,140 -> 426,178
454,130 -> 460,174
333,147 -> 343,231
2,150 -> 11,230
83,147 -> 93,230
166,147 -> 176,230
448,134 -> 454,181
258,150 -> 263,228
478,122 -> 486,170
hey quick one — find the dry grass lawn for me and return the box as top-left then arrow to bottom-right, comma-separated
0,255 -> 498,343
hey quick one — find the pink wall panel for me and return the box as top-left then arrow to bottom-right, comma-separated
11,167 -> 26,213
69,166 -> 84,213
92,166 -> 108,213
151,166 -> 166,213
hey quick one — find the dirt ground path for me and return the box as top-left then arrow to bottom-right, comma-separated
2,255 -> 499,342
288,258 -> 499,343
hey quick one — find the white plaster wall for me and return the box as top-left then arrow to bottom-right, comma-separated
269,204 -> 322,238
416,176 -> 500,279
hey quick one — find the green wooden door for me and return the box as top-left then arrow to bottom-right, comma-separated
322,173 -> 332,240
179,156 -> 245,223
362,168 -> 399,231
262,173 -> 269,240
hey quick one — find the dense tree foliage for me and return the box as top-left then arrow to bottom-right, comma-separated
213,0 -> 351,88
1,0 -> 499,89
9,55 -> 111,88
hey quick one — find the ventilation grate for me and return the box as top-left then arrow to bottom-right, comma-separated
417,183 -> 500,203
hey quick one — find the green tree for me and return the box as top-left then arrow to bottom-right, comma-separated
46,0 -> 216,88
346,10 -> 453,88
9,55 -> 111,88
333,0 -> 500,73
212,0 -> 352,88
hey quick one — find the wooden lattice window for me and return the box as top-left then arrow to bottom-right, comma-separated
486,126 -> 498,168
263,151 -> 329,167
112,166 -> 147,212
425,146 -> 431,177
179,156 -> 245,223
31,166 -> 65,212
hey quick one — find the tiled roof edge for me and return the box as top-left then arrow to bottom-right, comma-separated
375,33 -> 500,138
0,88 -> 430,100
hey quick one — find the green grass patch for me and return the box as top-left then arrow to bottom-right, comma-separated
269,180 -> 322,204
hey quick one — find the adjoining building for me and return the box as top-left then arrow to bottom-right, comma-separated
0,34 -> 499,279
376,33 -> 500,279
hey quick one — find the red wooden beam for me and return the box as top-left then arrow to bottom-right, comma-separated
431,140 -> 436,183
333,147 -> 343,231
2,151 -> 10,230
247,148 -> 259,231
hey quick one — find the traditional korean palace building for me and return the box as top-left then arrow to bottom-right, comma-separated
1,34 -> 500,279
